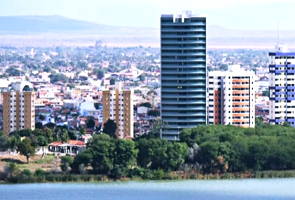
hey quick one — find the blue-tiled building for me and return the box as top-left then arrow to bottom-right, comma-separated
160,12 -> 207,140
269,51 -> 295,126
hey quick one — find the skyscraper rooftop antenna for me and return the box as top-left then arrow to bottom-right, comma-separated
275,22 -> 288,52
277,22 -> 280,46
276,22 -> 282,52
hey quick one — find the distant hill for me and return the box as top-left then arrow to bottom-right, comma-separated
0,15 -> 157,35
0,15 -> 114,33
0,15 -> 294,48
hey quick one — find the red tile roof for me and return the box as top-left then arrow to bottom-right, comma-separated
68,140 -> 85,146
49,140 -> 85,146
49,141 -> 63,146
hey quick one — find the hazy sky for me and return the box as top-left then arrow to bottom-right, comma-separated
1,0 -> 295,30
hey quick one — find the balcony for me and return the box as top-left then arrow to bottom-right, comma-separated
163,119 -> 206,123
162,22 -> 206,26
162,100 -> 206,104
161,106 -> 206,110
161,71 -> 205,74
161,40 -> 206,45
162,94 -> 206,98
161,59 -> 206,63
161,46 -> 206,50
161,28 -> 206,32
161,34 -> 205,38
163,125 -> 199,129
161,112 -> 206,117
161,65 -> 206,69
161,76 -> 206,80
161,88 -> 206,92
161,83 -> 206,87
161,52 -> 206,56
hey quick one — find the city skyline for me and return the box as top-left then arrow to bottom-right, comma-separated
1,0 -> 295,30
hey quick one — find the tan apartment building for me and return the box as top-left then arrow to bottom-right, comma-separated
2,82 -> 35,135
102,86 -> 134,138
207,65 -> 256,128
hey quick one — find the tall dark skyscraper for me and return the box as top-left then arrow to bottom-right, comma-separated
160,12 -> 207,140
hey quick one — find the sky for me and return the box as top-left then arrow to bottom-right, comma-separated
1,0 -> 295,30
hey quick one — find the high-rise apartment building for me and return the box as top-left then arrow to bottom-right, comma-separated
207,66 -> 256,128
2,82 -> 35,135
160,12 -> 207,140
269,48 -> 295,126
102,86 -> 134,138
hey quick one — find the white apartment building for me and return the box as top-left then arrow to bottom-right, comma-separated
207,65 -> 256,128
269,47 -> 295,126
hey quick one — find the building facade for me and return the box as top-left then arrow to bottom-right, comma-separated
269,50 -> 295,126
207,66 -> 256,128
102,86 -> 134,138
2,82 -> 35,135
161,12 -> 207,140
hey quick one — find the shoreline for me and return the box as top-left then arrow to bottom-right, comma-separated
2,170 -> 295,184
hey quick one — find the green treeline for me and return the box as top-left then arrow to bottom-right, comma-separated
3,120 -> 295,183
69,134 -> 188,179
70,122 -> 295,177
181,123 -> 295,173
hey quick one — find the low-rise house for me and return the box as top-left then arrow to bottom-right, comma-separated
48,140 -> 86,155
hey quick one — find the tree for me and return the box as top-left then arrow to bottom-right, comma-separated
220,64 -> 228,71
17,138 -> 35,163
39,114 -> 46,121
49,73 -> 68,84
110,78 -> 116,85
61,156 -> 74,173
5,66 -> 23,76
138,119 -> 166,139
255,117 -> 264,128
54,128 -> 69,143
89,134 -> 115,174
187,143 -> 201,167
166,142 -> 188,171
71,149 -> 93,174
0,134 -> 9,151
77,61 -> 88,69
139,102 -> 152,108
93,69 -> 104,79
111,139 -> 138,178
11,129 -> 32,137
94,103 -> 101,110
80,128 -> 86,135
5,163 -> 19,178
262,89 -> 270,97
86,117 -> 96,129
8,136 -> 21,151
103,119 -> 117,138
147,110 -> 160,117
35,122 -> 43,129
41,128 -> 54,143
137,138 -> 188,171
138,74 -> 145,82
36,136 -> 48,155
60,130 -> 69,143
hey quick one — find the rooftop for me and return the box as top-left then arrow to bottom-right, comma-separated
161,11 -> 204,19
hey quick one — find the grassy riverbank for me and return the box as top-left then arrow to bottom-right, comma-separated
3,169 -> 295,184
2,154 -> 295,184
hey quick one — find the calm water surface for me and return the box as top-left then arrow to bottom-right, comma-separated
1,178 -> 295,200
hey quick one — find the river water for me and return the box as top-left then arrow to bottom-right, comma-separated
0,178 -> 295,200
